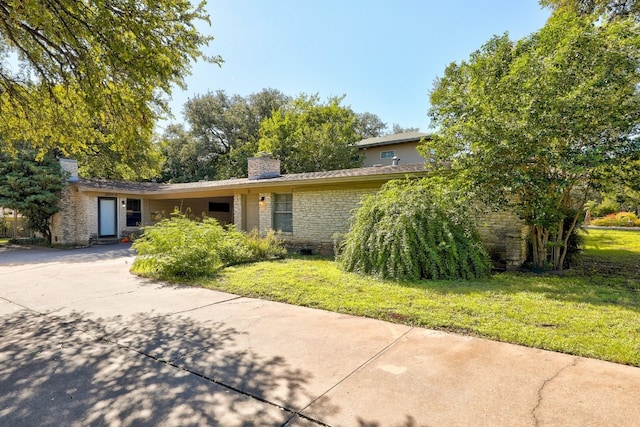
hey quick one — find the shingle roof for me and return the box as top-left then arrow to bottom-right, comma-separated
75,163 -> 430,195
356,132 -> 430,148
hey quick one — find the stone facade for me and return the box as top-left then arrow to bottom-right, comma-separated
233,194 -> 244,231
248,154 -> 281,180
248,188 -> 378,254
291,188 -> 377,242
476,210 -> 529,271
51,187 -> 97,245
258,192 -> 273,233
59,158 -> 79,182
51,155 -> 529,269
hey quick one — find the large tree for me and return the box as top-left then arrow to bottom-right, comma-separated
161,88 -> 289,182
0,148 -> 65,244
258,94 -> 363,174
159,123 -> 214,182
425,11 -> 640,270
355,112 -> 387,138
0,0 -> 218,157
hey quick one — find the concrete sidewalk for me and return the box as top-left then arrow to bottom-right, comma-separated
1,245 -> 639,426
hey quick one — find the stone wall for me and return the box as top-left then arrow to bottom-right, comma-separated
233,194 -> 244,231
258,193 -> 273,233
256,188 -> 377,255
260,188 -> 529,267
292,188 -> 377,243
59,158 -> 78,182
248,154 -> 281,179
51,187 -> 97,245
476,210 -> 529,271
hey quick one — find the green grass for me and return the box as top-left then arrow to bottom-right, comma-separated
144,228 -> 640,366
0,237 -> 8,246
576,228 -> 640,278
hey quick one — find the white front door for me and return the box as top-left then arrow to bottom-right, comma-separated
98,197 -> 117,237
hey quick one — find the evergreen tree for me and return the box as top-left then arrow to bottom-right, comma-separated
0,149 -> 65,244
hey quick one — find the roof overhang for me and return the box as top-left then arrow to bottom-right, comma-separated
74,164 -> 431,198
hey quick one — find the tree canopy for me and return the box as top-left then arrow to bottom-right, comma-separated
160,88 -> 416,181
0,148 -> 65,243
0,0 -> 218,158
160,88 -> 290,182
258,94 -> 363,174
425,11 -> 640,270
540,0 -> 640,19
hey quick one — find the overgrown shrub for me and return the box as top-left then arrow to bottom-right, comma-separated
132,211 -> 285,279
217,227 -> 286,266
591,212 -> 640,227
339,178 -> 491,280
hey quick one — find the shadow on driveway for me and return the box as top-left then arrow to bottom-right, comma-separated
0,309 -> 334,426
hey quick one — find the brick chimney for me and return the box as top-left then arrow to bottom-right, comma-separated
59,158 -> 79,182
248,153 -> 281,180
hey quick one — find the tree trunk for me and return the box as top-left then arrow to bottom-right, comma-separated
556,208 -> 582,271
552,220 -> 564,271
530,226 -> 549,268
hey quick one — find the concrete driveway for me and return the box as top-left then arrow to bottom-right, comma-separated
1,244 -> 639,426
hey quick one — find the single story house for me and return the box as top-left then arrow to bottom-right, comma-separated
356,132 -> 431,167
52,155 -> 528,270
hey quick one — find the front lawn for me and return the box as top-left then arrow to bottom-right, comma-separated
184,228 -> 640,366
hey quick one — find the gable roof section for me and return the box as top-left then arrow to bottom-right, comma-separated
356,132 -> 430,148
75,163 -> 430,196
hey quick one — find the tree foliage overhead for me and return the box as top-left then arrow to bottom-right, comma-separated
258,94 -> 363,174
0,148 -> 65,243
425,11 -> 640,270
340,178 -> 491,281
540,0 -> 640,20
0,0 -> 218,156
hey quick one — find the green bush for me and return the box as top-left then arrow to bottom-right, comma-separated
339,178 -> 491,281
218,227 -> 286,266
591,212 -> 640,227
132,211 -> 286,279
587,198 -> 620,218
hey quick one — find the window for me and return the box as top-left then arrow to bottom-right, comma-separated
126,199 -> 142,227
380,150 -> 395,159
208,202 -> 230,212
273,193 -> 293,233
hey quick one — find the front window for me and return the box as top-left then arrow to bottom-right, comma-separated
273,193 -> 293,233
126,199 -> 142,227
381,150 -> 395,159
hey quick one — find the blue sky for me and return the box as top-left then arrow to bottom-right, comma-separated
164,1 -> 551,133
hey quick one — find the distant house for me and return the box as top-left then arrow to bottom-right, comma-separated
356,132 -> 430,167
52,154 -> 528,270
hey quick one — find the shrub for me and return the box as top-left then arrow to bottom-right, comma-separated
339,178 -> 491,281
591,212 -> 640,227
218,227 -> 286,266
132,211 -> 286,279
588,199 -> 620,218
